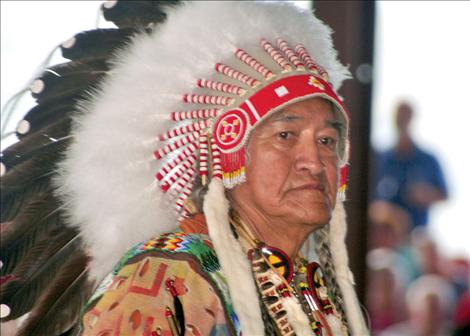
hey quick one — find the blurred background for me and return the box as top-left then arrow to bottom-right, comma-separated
2,1 -> 469,335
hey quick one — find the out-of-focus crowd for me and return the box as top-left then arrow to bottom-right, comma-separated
367,102 -> 470,336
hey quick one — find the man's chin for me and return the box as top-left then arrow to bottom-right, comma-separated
304,201 -> 332,222
288,208 -> 332,229
270,199 -> 332,226
298,198 -> 332,213
303,216 -> 331,229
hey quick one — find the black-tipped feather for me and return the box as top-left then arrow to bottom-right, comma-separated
1,133 -> 71,223
16,253 -> 92,336
20,95 -> 79,126
0,193 -> 63,275
31,68 -> 106,105
0,181 -> 51,224
60,28 -> 137,62
2,116 -> 72,170
1,229 -> 81,320
2,131 -> 71,174
16,101 -> 76,139
103,0 -> 180,28
45,59 -> 110,78
17,60 -> 109,136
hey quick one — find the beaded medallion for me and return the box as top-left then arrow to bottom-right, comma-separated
249,244 -> 346,336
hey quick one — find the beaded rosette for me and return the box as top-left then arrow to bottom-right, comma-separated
153,38 -> 350,218
250,245 -> 347,335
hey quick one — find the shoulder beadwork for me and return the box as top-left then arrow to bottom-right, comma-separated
116,232 -> 220,274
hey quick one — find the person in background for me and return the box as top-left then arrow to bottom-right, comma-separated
371,101 -> 448,229
367,101 -> 451,335
379,274 -> 456,336
366,249 -> 408,333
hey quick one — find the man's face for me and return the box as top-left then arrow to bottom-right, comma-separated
230,97 -> 342,229
395,103 -> 413,131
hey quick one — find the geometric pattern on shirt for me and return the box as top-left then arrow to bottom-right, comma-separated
81,255 -> 231,335
81,232 -> 241,335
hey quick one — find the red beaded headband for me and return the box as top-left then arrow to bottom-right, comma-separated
154,38 -> 349,216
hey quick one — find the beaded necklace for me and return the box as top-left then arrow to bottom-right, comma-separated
229,211 -> 347,336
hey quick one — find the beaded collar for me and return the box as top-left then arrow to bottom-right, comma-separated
229,211 -> 347,335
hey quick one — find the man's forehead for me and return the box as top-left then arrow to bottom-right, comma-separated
268,97 -> 335,118
256,104 -> 346,139
267,108 -> 341,126
270,111 -> 304,122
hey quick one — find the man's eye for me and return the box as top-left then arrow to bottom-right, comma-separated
278,131 -> 291,139
319,137 -> 337,148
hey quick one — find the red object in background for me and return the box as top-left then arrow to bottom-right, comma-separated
454,291 -> 470,328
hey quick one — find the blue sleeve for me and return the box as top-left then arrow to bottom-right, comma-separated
428,155 -> 448,198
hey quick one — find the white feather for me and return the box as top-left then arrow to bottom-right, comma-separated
330,203 -> 369,335
326,313 -> 347,335
281,296 -> 312,336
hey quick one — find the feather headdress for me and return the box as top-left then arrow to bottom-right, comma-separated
1,1 -> 367,334
56,0 -> 351,280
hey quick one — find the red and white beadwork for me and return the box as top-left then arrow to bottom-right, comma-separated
198,134 -> 209,178
235,49 -> 274,79
153,37 -> 348,217
295,44 -> 320,74
159,119 -> 210,141
210,138 -> 223,180
277,38 -> 304,70
215,63 -> 260,87
214,109 -> 250,152
197,79 -> 245,96
155,145 -> 198,180
261,39 -> 292,72
171,108 -> 220,121
154,132 -> 200,160
183,94 -> 233,106
159,164 -> 196,192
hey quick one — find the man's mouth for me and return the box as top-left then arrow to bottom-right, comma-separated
293,182 -> 325,192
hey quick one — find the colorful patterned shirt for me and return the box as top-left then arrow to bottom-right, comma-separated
80,228 -> 241,336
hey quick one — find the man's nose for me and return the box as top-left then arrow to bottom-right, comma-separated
293,137 -> 324,175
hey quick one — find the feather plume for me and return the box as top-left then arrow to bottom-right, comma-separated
32,67 -> 106,105
1,117 -> 71,171
102,0 -> 181,29
1,137 -> 70,181
0,181 -> 52,224
17,60 -> 110,136
1,132 -> 70,224
44,59 -> 109,79
1,193 -> 62,275
16,252 -> 92,336
17,102 -> 76,139
60,28 -> 137,62
1,228 -> 81,320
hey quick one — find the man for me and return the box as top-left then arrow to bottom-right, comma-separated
0,1 -> 367,335
372,102 -> 448,229
70,2 -> 367,334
